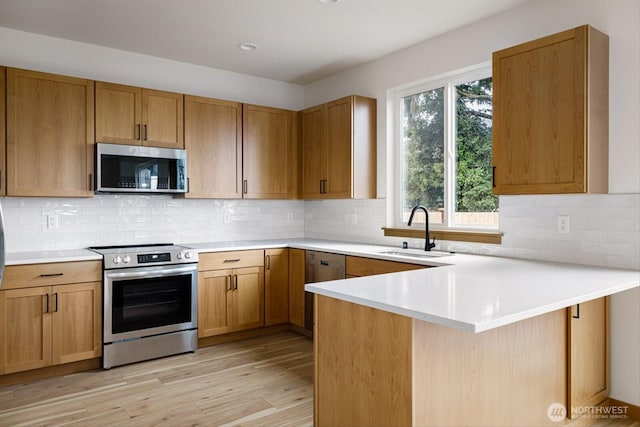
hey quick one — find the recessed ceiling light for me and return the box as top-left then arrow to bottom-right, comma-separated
318,0 -> 340,4
238,42 -> 258,51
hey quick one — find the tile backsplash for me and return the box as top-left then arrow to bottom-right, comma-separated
2,193 -> 638,270
1,196 -> 305,252
305,194 -> 640,270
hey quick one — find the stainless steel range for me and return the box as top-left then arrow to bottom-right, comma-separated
89,244 -> 198,369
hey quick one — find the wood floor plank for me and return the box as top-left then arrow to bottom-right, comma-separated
0,332 -> 313,427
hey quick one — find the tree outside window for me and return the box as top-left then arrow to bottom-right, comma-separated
398,70 -> 498,229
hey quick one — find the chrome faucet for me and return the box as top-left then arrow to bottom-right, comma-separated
408,205 -> 436,252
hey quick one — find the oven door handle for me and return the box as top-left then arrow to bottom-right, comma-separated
105,265 -> 197,279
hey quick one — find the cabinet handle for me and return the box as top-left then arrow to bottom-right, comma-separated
136,124 -> 141,141
143,124 -> 148,141
89,173 -> 93,191
492,167 -> 496,188
233,274 -> 238,290
223,259 -> 241,263
44,294 -> 49,314
40,273 -> 64,277
243,179 -> 248,194
53,293 -> 59,313
227,275 -> 233,291
572,304 -> 581,319
266,255 -> 271,270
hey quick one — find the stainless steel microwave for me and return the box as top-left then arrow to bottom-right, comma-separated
96,143 -> 187,194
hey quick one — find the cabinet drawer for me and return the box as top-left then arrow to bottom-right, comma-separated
346,256 -> 427,277
199,250 -> 264,271
3,261 -> 102,289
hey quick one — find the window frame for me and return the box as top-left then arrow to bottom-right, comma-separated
389,62 -> 498,233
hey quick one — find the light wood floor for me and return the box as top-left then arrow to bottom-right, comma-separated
0,332 -> 313,427
0,331 -> 638,427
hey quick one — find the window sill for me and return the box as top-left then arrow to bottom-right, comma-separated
382,227 -> 502,245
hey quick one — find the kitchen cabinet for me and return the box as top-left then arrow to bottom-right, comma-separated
301,95 -> 376,199
288,249 -> 306,329
0,67 -> 5,196
95,82 -> 184,149
242,104 -> 298,199
6,68 -> 94,197
492,25 -> 609,195
0,261 -> 102,375
567,297 -> 608,417
265,249 -> 289,326
346,256 -> 427,278
184,95 -> 242,198
198,251 -> 265,337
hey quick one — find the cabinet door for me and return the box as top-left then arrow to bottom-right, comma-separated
6,68 -> 94,197
492,25 -> 608,195
0,67 -> 5,196
324,97 -> 353,198
184,96 -> 242,198
301,106 -> 325,198
142,89 -> 184,149
242,104 -> 296,199
265,249 -> 289,326
567,297 -> 608,416
0,287 -> 52,374
51,282 -> 102,365
288,249 -> 306,329
198,270 -> 233,337
231,266 -> 264,331
95,82 -> 142,145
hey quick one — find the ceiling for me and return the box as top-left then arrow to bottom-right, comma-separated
0,0 -> 528,85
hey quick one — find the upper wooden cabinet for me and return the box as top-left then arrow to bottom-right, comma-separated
6,68 -> 94,197
242,104 -> 298,199
95,82 -> 184,149
301,95 -> 376,199
184,95 -> 242,198
492,25 -> 609,195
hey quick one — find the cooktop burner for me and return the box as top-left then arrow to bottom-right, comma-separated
89,243 -> 197,269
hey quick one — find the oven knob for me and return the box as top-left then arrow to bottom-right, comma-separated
123,255 -> 131,264
113,256 -> 122,264
177,252 -> 183,260
184,251 -> 192,259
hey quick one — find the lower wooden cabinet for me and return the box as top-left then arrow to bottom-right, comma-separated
346,256 -> 428,278
198,251 -> 265,338
568,297 -> 608,417
288,249 -> 306,329
265,249 -> 289,326
0,282 -> 101,374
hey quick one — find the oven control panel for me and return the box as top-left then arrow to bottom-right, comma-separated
93,245 -> 198,269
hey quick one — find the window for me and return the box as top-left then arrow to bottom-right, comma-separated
393,65 -> 498,230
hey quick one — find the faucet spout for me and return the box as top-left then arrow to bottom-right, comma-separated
407,205 -> 436,252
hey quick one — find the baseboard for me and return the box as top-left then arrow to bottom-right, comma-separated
0,358 -> 101,388
197,324 -> 293,348
608,398 -> 640,422
290,323 -> 312,337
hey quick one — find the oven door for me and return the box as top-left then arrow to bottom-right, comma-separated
104,264 -> 197,343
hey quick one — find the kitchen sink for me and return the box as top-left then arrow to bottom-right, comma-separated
378,250 -> 454,259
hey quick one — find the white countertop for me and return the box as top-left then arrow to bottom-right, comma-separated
6,239 -> 638,334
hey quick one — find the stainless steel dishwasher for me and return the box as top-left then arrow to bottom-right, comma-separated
305,251 -> 346,330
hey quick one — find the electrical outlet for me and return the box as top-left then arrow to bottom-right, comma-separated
351,213 -> 358,225
557,215 -> 570,234
287,212 -> 293,222
223,212 -> 230,224
47,214 -> 59,229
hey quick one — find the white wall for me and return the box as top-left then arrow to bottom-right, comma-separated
304,0 -> 640,406
0,26 -> 305,110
